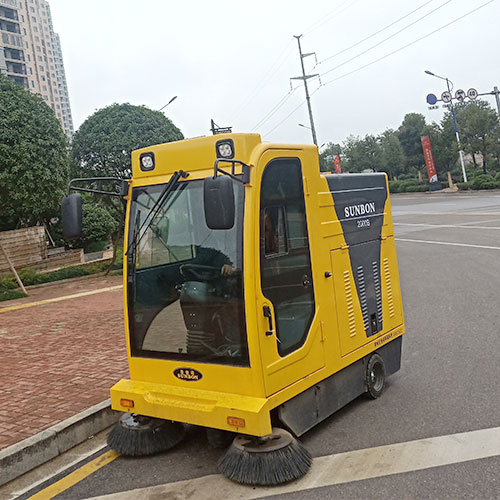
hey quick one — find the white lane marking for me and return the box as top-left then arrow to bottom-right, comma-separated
459,218 -> 500,226
84,426 -> 500,500
394,223 -> 500,230
395,238 -> 500,250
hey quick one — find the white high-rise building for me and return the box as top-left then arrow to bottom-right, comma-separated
0,0 -> 74,138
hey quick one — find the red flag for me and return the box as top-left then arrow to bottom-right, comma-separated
420,136 -> 438,183
333,154 -> 342,174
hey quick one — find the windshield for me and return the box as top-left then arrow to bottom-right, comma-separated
127,179 -> 248,366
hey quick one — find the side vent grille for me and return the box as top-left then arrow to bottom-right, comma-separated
383,258 -> 395,318
343,270 -> 356,337
356,265 -> 369,332
372,261 -> 383,326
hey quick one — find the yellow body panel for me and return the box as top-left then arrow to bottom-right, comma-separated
111,133 -> 405,437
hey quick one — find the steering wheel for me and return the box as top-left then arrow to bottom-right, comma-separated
181,264 -> 221,281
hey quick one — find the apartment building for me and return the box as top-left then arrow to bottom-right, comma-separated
0,0 -> 74,138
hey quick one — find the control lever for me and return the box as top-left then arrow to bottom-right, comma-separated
263,305 -> 280,342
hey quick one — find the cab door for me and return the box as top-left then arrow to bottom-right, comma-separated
257,155 -> 325,396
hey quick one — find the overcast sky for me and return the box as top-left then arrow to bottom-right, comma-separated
48,0 -> 500,147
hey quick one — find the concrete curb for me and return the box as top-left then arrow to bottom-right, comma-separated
0,399 -> 119,487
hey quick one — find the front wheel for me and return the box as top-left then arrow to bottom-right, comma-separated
365,353 -> 385,399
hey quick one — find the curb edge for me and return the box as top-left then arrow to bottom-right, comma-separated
0,399 -> 119,487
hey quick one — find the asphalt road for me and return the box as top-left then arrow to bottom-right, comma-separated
16,191 -> 500,500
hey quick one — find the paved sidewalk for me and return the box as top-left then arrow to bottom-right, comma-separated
0,275 -> 128,451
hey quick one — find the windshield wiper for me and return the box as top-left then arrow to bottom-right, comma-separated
125,170 -> 189,256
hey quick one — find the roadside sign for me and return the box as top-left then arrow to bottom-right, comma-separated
455,89 -> 466,102
467,88 -> 478,100
441,91 -> 452,103
426,93 -> 438,105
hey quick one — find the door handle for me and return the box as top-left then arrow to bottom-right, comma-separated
263,305 -> 280,342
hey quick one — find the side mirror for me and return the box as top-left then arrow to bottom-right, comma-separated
61,193 -> 83,240
203,175 -> 235,230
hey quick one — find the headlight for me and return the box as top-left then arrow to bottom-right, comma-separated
216,139 -> 234,159
140,152 -> 155,171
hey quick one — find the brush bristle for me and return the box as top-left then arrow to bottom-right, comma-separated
107,415 -> 185,456
218,436 -> 312,485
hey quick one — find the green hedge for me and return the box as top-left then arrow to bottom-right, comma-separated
457,174 -> 500,190
389,179 -> 429,193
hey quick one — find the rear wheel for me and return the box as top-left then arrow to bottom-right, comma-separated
365,353 -> 385,399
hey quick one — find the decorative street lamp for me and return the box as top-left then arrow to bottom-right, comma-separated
159,96 -> 178,112
425,70 -> 467,183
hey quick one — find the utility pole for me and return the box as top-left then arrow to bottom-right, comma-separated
291,35 -> 319,146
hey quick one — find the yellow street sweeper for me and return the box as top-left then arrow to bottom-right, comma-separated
62,133 -> 405,486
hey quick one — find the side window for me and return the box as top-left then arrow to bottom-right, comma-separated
260,158 -> 315,356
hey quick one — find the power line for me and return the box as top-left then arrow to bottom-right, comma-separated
321,0 -> 496,87
263,87 -> 321,137
303,0 -> 362,36
320,0 -> 453,78
318,0 -> 437,65
231,41 -> 294,122
263,0 -> 496,136
250,87 -> 297,131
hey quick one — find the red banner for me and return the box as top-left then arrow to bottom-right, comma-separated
420,135 -> 438,183
333,154 -> 342,173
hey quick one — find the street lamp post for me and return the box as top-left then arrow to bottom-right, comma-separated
425,70 -> 467,183
158,96 -> 178,112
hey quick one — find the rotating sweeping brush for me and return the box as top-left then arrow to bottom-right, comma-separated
107,413 -> 185,456
218,427 -> 312,486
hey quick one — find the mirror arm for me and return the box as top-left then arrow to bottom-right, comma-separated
67,177 -> 129,197
213,159 -> 251,184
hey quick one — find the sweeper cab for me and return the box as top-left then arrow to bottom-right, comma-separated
62,133 -> 405,486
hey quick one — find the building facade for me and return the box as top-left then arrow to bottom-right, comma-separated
0,0 -> 74,138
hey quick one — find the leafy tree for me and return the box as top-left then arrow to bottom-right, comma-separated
0,74 -> 69,230
71,103 -> 184,179
397,113 -> 426,171
379,130 -> 404,179
342,135 -> 382,173
454,101 -> 499,173
71,103 -> 184,269
319,142 -> 342,172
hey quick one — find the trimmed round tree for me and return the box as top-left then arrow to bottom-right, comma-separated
0,74 -> 69,229
71,103 -> 184,179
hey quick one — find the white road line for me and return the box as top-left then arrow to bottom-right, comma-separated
85,426 -> 500,500
394,223 -> 500,230
395,238 -> 500,250
459,218 -> 500,226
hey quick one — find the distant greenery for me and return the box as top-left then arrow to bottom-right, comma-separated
320,100 -> 500,190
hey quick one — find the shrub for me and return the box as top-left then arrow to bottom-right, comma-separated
0,289 -> 27,301
82,201 -> 118,252
470,175 -> 500,190
457,182 -> 470,190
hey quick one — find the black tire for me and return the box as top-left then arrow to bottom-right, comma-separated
206,428 -> 234,449
365,353 -> 385,399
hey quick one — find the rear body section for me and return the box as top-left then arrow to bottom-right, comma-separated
110,133 -> 405,437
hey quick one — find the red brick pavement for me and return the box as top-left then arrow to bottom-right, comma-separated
0,275 -> 129,450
